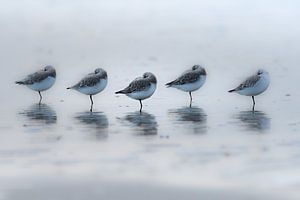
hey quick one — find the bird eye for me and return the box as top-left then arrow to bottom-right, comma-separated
192,65 -> 199,70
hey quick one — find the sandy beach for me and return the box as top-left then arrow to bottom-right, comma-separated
0,0 -> 300,199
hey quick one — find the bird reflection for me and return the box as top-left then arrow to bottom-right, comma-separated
235,110 -> 270,132
74,112 -> 109,140
19,103 -> 57,126
121,111 -> 158,136
168,106 -> 207,134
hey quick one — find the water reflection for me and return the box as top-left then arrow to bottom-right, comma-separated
168,107 -> 207,134
235,110 -> 271,132
19,104 -> 57,126
121,111 -> 158,136
74,112 -> 109,140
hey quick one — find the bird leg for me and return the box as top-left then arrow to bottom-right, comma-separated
90,95 -> 94,112
189,92 -> 192,107
139,99 -> 143,113
252,96 -> 255,111
38,91 -> 42,105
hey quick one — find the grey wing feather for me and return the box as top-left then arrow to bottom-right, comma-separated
21,70 -> 49,85
123,78 -> 151,93
235,75 -> 260,91
169,71 -> 201,85
73,73 -> 104,88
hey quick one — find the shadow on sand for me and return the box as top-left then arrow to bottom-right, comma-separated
74,111 -> 109,140
235,110 -> 271,132
168,106 -> 207,134
19,103 -> 57,126
120,111 -> 158,136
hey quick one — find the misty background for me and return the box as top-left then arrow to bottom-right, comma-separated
0,0 -> 300,199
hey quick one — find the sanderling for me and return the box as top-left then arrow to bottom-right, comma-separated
228,69 -> 270,110
166,65 -> 206,107
115,72 -> 157,112
67,68 -> 108,112
15,65 -> 56,104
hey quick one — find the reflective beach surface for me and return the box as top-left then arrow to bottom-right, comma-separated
0,0 -> 300,199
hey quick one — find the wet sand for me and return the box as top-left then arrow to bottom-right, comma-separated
0,179 -> 291,200
1,0 -> 300,199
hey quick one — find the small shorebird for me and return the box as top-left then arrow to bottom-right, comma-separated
115,72 -> 157,112
15,65 -> 56,104
166,65 -> 206,107
67,68 -> 107,112
228,69 -> 270,111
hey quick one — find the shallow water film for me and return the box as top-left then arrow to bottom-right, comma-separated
0,0 -> 300,199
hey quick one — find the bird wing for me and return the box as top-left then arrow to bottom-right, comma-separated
167,71 -> 201,86
21,70 -> 50,85
75,74 -> 103,88
235,75 -> 261,91
122,78 -> 151,93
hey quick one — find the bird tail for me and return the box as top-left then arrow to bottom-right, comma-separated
115,90 -> 125,94
165,81 -> 174,88
67,85 -> 75,90
15,81 -> 24,85
228,89 -> 236,93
